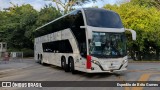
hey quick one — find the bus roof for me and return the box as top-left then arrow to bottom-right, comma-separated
83,8 -> 116,13
35,8 -> 117,31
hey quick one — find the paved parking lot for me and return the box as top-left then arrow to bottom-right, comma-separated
0,59 -> 160,90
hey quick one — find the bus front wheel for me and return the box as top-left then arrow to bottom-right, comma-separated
62,57 -> 69,72
69,58 -> 76,74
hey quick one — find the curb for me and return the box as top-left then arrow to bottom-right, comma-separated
129,61 -> 160,63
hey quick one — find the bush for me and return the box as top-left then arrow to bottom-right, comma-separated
21,48 -> 34,57
7,48 -> 20,52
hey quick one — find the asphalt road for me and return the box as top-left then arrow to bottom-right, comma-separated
0,59 -> 160,90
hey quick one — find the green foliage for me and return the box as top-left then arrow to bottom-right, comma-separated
8,48 -> 34,57
35,4 -> 62,27
47,0 -> 100,14
0,3 -> 61,57
1,1 -> 160,59
21,48 -> 34,57
34,5 -> 62,39
130,0 -> 160,9
1,4 -> 38,50
104,1 -> 160,60
7,48 -> 20,52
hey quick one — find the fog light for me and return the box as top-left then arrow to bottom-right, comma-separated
91,67 -> 94,70
125,65 -> 128,68
93,60 -> 96,63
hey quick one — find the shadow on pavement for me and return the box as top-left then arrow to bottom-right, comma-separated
40,63 -> 125,79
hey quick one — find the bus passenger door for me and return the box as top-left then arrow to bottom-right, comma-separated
79,43 -> 87,68
70,10 -> 87,69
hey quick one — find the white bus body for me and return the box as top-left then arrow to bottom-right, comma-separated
34,8 -> 136,73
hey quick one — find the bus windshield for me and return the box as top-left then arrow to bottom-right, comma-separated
89,32 -> 126,58
84,9 -> 123,28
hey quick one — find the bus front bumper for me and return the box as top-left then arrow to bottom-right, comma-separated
85,62 -> 128,73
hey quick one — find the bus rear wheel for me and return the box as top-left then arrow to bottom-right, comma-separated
61,57 -> 65,69
36,54 -> 40,63
39,54 -> 43,64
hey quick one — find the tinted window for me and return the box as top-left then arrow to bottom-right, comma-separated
84,9 -> 123,28
36,10 -> 87,58
35,14 -> 71,37
42,40 -> 73,53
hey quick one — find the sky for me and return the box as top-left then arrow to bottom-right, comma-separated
0,0 -> 125,11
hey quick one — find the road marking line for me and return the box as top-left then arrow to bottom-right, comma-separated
131,73 -> 151,90
131,73 -> 160,90
117,76 -> 130,90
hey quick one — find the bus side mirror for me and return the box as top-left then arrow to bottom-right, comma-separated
125,29 -> 136,40
88,29 -> 92,39
80,26 -> 92,39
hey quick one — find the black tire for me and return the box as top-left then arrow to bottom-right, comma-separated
38,54 -> 39,60
36,54 -> 40,63
61,57 -> 65,69
69,58 -> 76,74
63,57 -> 69,72
39,54 -> 47,66
39,54 -> 43,64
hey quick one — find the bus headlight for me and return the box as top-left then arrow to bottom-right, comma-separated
122,59 -> 127,64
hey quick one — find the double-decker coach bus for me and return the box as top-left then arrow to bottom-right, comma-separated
34,8 -> 136,73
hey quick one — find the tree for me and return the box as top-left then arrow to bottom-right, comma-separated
104,2 -> 160,60
34,4 -> 62,38
35,4 -> 62,27
0,3 -> 63,57
0,11 -> 7,41
130,0 -> 160,10
0,4 -> 38,50
45,0 -> 100,14
0,2 -> 63,51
